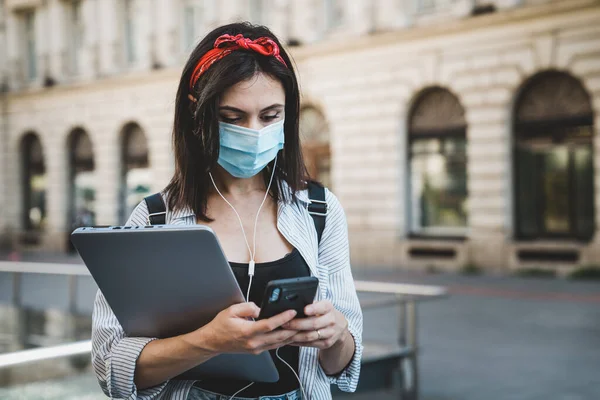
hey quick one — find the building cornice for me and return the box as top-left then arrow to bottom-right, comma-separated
288,0 -> 600,61
7,67 -> 182,102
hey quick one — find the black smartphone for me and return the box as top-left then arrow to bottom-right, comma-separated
258,276 -> 319,320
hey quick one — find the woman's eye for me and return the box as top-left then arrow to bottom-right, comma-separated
262,114 -> 279,121
220,116 -> 240,123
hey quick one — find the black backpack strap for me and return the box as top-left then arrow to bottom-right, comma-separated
144,192 -> 167,225
307,182 -> 327,244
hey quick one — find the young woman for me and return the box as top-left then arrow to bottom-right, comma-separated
91,22 -> 363,400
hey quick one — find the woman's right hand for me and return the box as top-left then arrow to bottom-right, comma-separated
194,302 -> 298,355
133,302 -> 295,390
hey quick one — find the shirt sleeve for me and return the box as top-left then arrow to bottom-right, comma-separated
317,189 -> 364,392
91,201 -> 169,399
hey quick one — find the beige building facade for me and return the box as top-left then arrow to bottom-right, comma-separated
1,0 -> 599,272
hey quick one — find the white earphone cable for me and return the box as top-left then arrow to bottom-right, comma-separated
208,155 -> 277,300
228,382 -> 254,400
211,156 -> 306,400
275,347 -> 307,400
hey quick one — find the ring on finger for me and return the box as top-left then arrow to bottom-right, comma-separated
316,329 -> 322,340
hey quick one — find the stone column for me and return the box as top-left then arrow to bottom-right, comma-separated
457,67 -> 518,271
4,119 -> 22,249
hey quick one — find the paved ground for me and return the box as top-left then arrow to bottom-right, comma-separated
1,252 -> 600,399
0,373 -> 105,400
354,268 -> 600,400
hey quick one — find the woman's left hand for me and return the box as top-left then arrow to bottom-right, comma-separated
282,300 -> 348,349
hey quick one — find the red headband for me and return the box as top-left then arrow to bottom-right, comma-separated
189,34 -> 287,91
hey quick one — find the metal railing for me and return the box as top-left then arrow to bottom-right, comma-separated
0,261 -> 89,275
354,280 -> 447,399
0,261 -> 447,399
0,340 -> 91,368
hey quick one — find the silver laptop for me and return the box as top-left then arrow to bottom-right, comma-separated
71,224 -> 279,382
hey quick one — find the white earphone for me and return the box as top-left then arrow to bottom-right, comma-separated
210,155 -> 307,400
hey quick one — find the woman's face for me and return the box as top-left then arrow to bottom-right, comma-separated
218,72 -> 286,130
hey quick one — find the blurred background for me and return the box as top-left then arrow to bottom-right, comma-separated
0,0 -> 599,399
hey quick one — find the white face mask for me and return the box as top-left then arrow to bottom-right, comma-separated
216,119 -> 285,178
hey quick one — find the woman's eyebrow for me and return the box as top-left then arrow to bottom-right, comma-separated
219,106 -> 246,113
261,104 -> 284,112
219,104 -> 284,113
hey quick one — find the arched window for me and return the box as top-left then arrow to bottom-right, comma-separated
68,129 -> 96,231
20,133 -> 46,233
408,87 -> 468,236
119,123 -> 151,224
514,71 -> 595,240
299,106 -> 331,188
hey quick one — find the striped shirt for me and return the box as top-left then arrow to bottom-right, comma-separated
91,185 -> 363,400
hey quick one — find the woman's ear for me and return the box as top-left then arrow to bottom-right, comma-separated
188,95 -> 198,118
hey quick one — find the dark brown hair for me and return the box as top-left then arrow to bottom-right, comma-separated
165,22 -> 309,221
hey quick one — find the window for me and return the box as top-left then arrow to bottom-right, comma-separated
68,129 -> 96,236
249,0 -> 264,24
324,0 -> 344,32
21,133 -> 46,233
119,123 -> 151,224
66,0 -> 84,74
408,88 -> 468,236
300,106 -> 331,188
182,0 -> 204,51
123,0 -> 136,65
21,9 -> 37,80
514,71 -> 595,241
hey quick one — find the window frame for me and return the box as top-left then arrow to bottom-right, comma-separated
299,106 -> 332,189
181,0 -> 204,52
65,0 -> 84,75
68,129 -> 96,230
18,8 -> 37,81
408,128 -> 469,238
248,0 -> 264,25
119,123 -> 151,224
513,116 -> 595,241
512,71 -> 596,242
21,133 -> 46,232
407,87 -> 469,239
323,0 -> 344,35
122,0 -> 137,66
